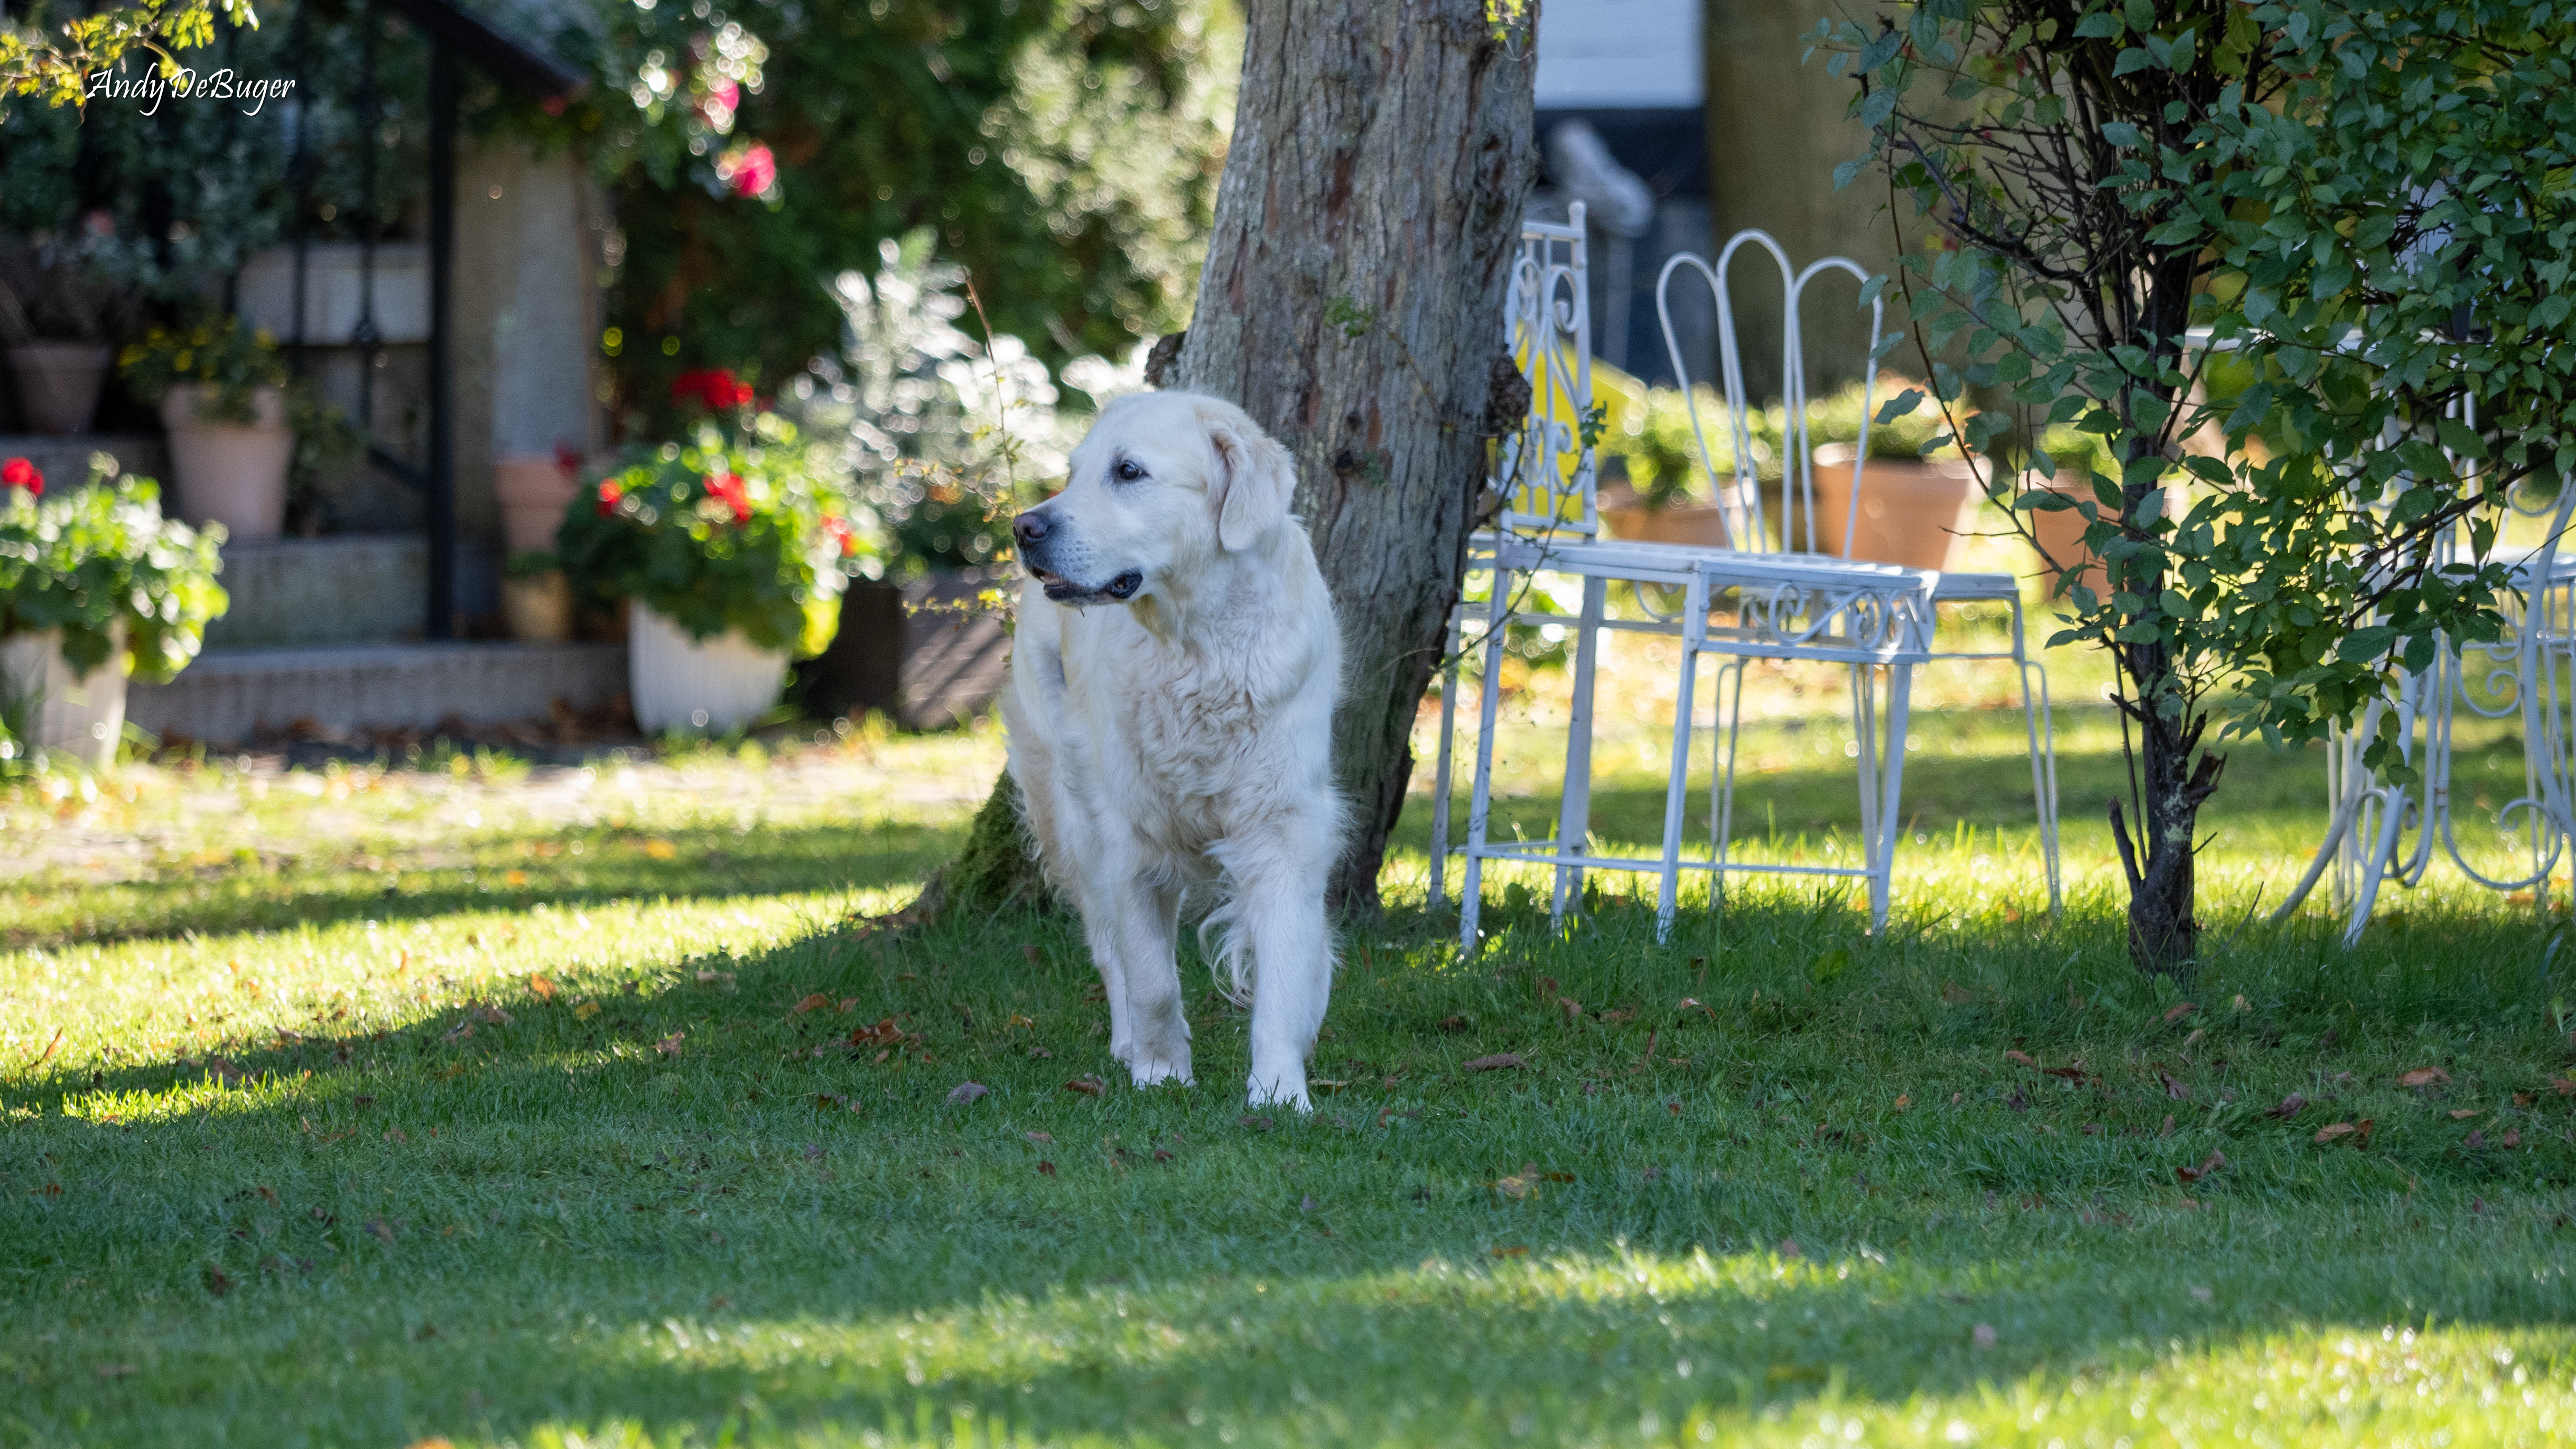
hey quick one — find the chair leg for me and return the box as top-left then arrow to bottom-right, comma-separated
1708,657 -> 1749,905
1459,573 -> 1515,956
1552,576 -> 1607,927
1865,665 -> 1927,923
1428,608 -> 1464,913
2013,646 -> 2063,913
1654,574 -> 1710,943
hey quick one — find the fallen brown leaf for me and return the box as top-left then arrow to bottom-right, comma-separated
2450,1108 -> 2483,1120
2161,1072 -> 2190,1101
1492,1244 -> 1529,1258
527,974 -> 559,1002
1435,1015 -> 1470,1034
1779,1238 -> 1803,1259
945,1082 -> 989,1107
1064,1076 -> 1106,1097
2398,1066 -> 2451,1088
2174,1149 -> 2227,1185
2004,1049 -> 2039,1068
2467,1129 -> 2487,1149
655,1033 -> 685,1058
1024,1131 -> 1053,1144
1893,1093 -> 1912,1111
1940,981 -> 1973,1005
2264,1092 -> 2308,1120
1465,1053 -> 1529,1072
2164,1002 -> 2199,1025
1036,1161 -> 1056,1176
792,993 -> 834,1015
201,1265 -> 234,1296
364,1218 -> 397,1245
2503,1129 -> 2522,1148
2314,1122 -> 2358,1144
1494,1164 -> 1540,1201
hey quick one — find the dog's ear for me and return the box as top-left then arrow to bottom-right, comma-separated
1204,408 -> 1296,552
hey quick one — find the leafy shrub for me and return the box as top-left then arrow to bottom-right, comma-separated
555,404 -> 875,656
0,458 -> 229,682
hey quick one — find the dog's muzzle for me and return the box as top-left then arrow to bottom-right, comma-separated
1014,508 -> 1142,605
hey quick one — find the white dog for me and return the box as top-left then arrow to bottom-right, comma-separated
1003,391 -> 1344,1110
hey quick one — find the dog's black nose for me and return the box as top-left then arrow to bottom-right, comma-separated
1012,511 -> 1049,548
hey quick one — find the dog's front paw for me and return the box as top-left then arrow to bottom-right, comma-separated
1130,1055 -> 1194,1089
1245,1066 -> 1311,1114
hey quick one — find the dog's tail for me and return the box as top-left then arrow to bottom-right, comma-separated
1194,899 -> 1256,1008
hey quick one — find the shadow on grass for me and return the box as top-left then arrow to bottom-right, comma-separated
7,817 -> 967,952
8,884 -> 2575,1443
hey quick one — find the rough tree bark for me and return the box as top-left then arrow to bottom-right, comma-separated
906,1 -> 1538,922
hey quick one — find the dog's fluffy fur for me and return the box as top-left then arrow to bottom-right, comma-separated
1004,391 -> 1344,1110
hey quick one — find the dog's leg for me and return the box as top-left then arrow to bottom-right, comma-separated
1113,872 -> 1192,1088
1075,874 -> 1138,1067
1231,841 -> 1332,1112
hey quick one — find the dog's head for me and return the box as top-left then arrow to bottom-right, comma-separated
1011,391 -> 1296,606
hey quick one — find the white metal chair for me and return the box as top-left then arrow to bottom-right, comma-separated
1428,212 -> 1943,949
1655,232 -> 2064,913
2267,391 -> 2576,941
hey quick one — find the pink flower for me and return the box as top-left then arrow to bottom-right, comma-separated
2,456 -> 41,496
719,142 -> 777,200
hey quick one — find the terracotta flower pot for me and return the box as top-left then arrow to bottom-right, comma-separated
1598,495 -> 1736,549
0,625 -> 128,770
1809,443 -> 1982,571
495,453 -> 584,555
501,570 -> 574,642
7,342 -> 113,436
629,601 -> 786,735
160,383 -> 293,541
2024,490 -> 2103,596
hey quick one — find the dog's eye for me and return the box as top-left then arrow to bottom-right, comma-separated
1112,458 -> 1145,482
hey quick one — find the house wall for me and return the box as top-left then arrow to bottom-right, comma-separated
453,143 -> 607,616
1703,0 -> 1910,402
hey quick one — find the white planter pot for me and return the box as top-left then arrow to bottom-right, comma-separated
7,342 -> 113,436
1,626 -> 128,770
161,383 -> 294,541
629,602 -> 786,735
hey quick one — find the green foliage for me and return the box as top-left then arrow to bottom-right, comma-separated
1818,0 -> 2574,781
570,0 -> 1237,433
553,410 -> 872,657
0,461 -> 229,683
0,0 -> 254,113
115,311 -> 289,423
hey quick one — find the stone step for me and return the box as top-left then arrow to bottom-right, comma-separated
0,434 -> 170,490
128,641 -> 627,747
202,536 -> 430,649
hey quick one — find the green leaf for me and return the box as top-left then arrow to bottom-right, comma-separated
2100,121 -> 2145,148
1808,948 -> 1851,986
2435,416 -> 2486,461
2337,625 -> 2396,662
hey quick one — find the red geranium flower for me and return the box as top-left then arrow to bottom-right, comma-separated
2,456 -> 41,496
823,514 -> 859,556
596,479 -> 624,516
704,471 -> 752,526
670,368 -> 756,413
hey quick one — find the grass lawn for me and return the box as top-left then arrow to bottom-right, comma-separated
5,667 -> 2576,1447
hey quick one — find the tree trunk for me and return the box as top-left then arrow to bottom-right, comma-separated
1170,0 -> 1538,911
2109,663 -> 2224,976
905,2 -> 1536,924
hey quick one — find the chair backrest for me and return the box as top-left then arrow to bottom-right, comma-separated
1655,230 -> 1884,556
1492,204 -> 1597,541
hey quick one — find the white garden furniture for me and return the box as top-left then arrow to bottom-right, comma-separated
2262,389 -> 2576,942
1428,212 -> 1943,949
